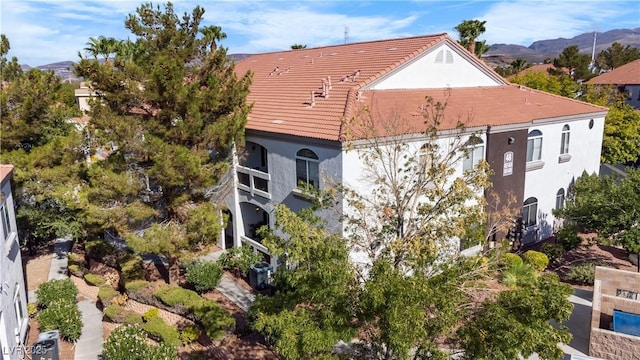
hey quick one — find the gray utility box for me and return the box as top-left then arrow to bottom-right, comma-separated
249,261 -> 273,290
32,330 -> 60,360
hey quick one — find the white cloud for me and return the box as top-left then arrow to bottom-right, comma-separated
479,0 -> 631,45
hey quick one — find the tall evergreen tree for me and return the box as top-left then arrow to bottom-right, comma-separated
596,42 -> 640,71
74,2 -> 252,281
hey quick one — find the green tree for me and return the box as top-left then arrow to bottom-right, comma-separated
553,45 -> 591,81
83,35 -> 120,65
0,34 -> 22,81
290,44 -> 307,50
596,42 -> 640,71
250,205 -> 358,360
455,19 -> 487,56
74,2 -> 252,282
554,169 -> 640,253
456,273 -> 573,360
510,70 -> 579,98
601,105 -> 640,165
200,25 -> 227,52
510,58 -> 529,73
473,39 -> 491,57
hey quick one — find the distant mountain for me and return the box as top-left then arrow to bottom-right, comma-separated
484,28 -> 640,66
22,28 -> 639,76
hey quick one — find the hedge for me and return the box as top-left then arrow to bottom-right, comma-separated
500,253 -> 523,267
35,279 -> 78,309
142,316 -> 181,346
38,298 -> 82,342
522,250 -> 549,271
98,285 -> 120,306
154,285 -> 201,308
104,304 -> 143,325
84,273 -> 106,286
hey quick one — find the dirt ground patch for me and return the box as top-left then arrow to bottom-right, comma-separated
23,253 -> 52,292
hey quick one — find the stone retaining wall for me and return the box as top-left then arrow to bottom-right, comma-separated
590,266 -> 640,359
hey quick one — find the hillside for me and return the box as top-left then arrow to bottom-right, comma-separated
484,28 -> 640,66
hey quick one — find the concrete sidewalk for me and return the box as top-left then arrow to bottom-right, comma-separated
40,237 -> 104,359
201,249 -> 256,312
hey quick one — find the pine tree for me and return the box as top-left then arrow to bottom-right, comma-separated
74,2 -> 252,282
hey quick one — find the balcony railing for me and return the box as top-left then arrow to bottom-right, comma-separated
240,235 -> 269,254
237,165 -> 271,199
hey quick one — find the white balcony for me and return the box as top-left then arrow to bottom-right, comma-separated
237,165 -> 271,199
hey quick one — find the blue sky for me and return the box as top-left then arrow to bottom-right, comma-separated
1,0 -> 638,66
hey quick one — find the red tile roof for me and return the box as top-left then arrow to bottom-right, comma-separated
587,59 -> 640,85
234,34 -> 606,142
0,164 -> 14,183
347,85 -> 607,139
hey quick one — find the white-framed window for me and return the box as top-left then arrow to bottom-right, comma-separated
463,137 -> 484,172
1,202 -> 10,242
560,125 -> 570,155
527,130 -> 543,162
14,285 -> 25,331
523,197 -> 538,227
296,149 -> 319,189
556,188 -> 565,210
419,143 -> 435,170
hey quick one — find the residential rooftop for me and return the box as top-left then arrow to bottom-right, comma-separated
587,59 -> 640,85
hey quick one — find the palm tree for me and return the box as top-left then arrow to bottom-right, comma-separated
200,25 -> 226,52
84,36 -> 120,65
510,59 -> 529,74
115,39 -> 140,64
474,40 -> 491,58
455,19 -> 487,55
290,44 -> 307,50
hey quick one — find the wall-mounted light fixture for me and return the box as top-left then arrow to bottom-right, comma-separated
508,137 -> 515,145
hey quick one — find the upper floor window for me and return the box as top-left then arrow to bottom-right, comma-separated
1,201 -> 10,241
527,130 -> 543,162
523,197 -> 538,227
556,188 -> 565,210
560,125 -> 570,155
296,149 -> 319,189
463,137 -> 484,172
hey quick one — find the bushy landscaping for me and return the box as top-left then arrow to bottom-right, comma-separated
218,245 -> 263,276
102,325 -> 176,360
522,250 -> 549,271
186,260 -> 223,293
104,304 -> 143,324
35,279 -> 82,342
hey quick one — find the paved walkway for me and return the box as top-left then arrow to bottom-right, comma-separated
200,249 -> 256,312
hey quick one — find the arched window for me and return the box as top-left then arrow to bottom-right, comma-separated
296,149 -> 319,189
523,197 -> 538,227
560,125 -> 570,155
527,130 -> 543,162
556,188 -> 565,210
463,137 -> 484,171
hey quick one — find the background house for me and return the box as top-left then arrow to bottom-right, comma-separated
223,34 -> 607,267
0,165 -> 29,359
587,59 -> 640,109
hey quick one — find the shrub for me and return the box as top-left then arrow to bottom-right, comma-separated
522,250 -> 549,271
119,255 -> 144,282
186,260 -> 223,293
111,293 -> 128,306
154,285 -> 201,308
124,280 -> 149,294
219,245 -> 263,276
85,239 -> 115,261
501,262 -> 537,288
102,325 -> 176,360
35,279 -> 78,309
68,264 -> 86,277
142,316 -> 181,346
84,273 -> 106,286
143,307 -> 159,321
565,262 -> 602,285
190,299 -> 235,340
67,253 -> 84,266
557,225 -> 582,251
104,304 -> 143,324
540,243 -> 564,263
98,285 -> 120,306
180,325 -> 201,344
27,302 -> 38,317
499,253 -> 523,267
38,298 -> 82,341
